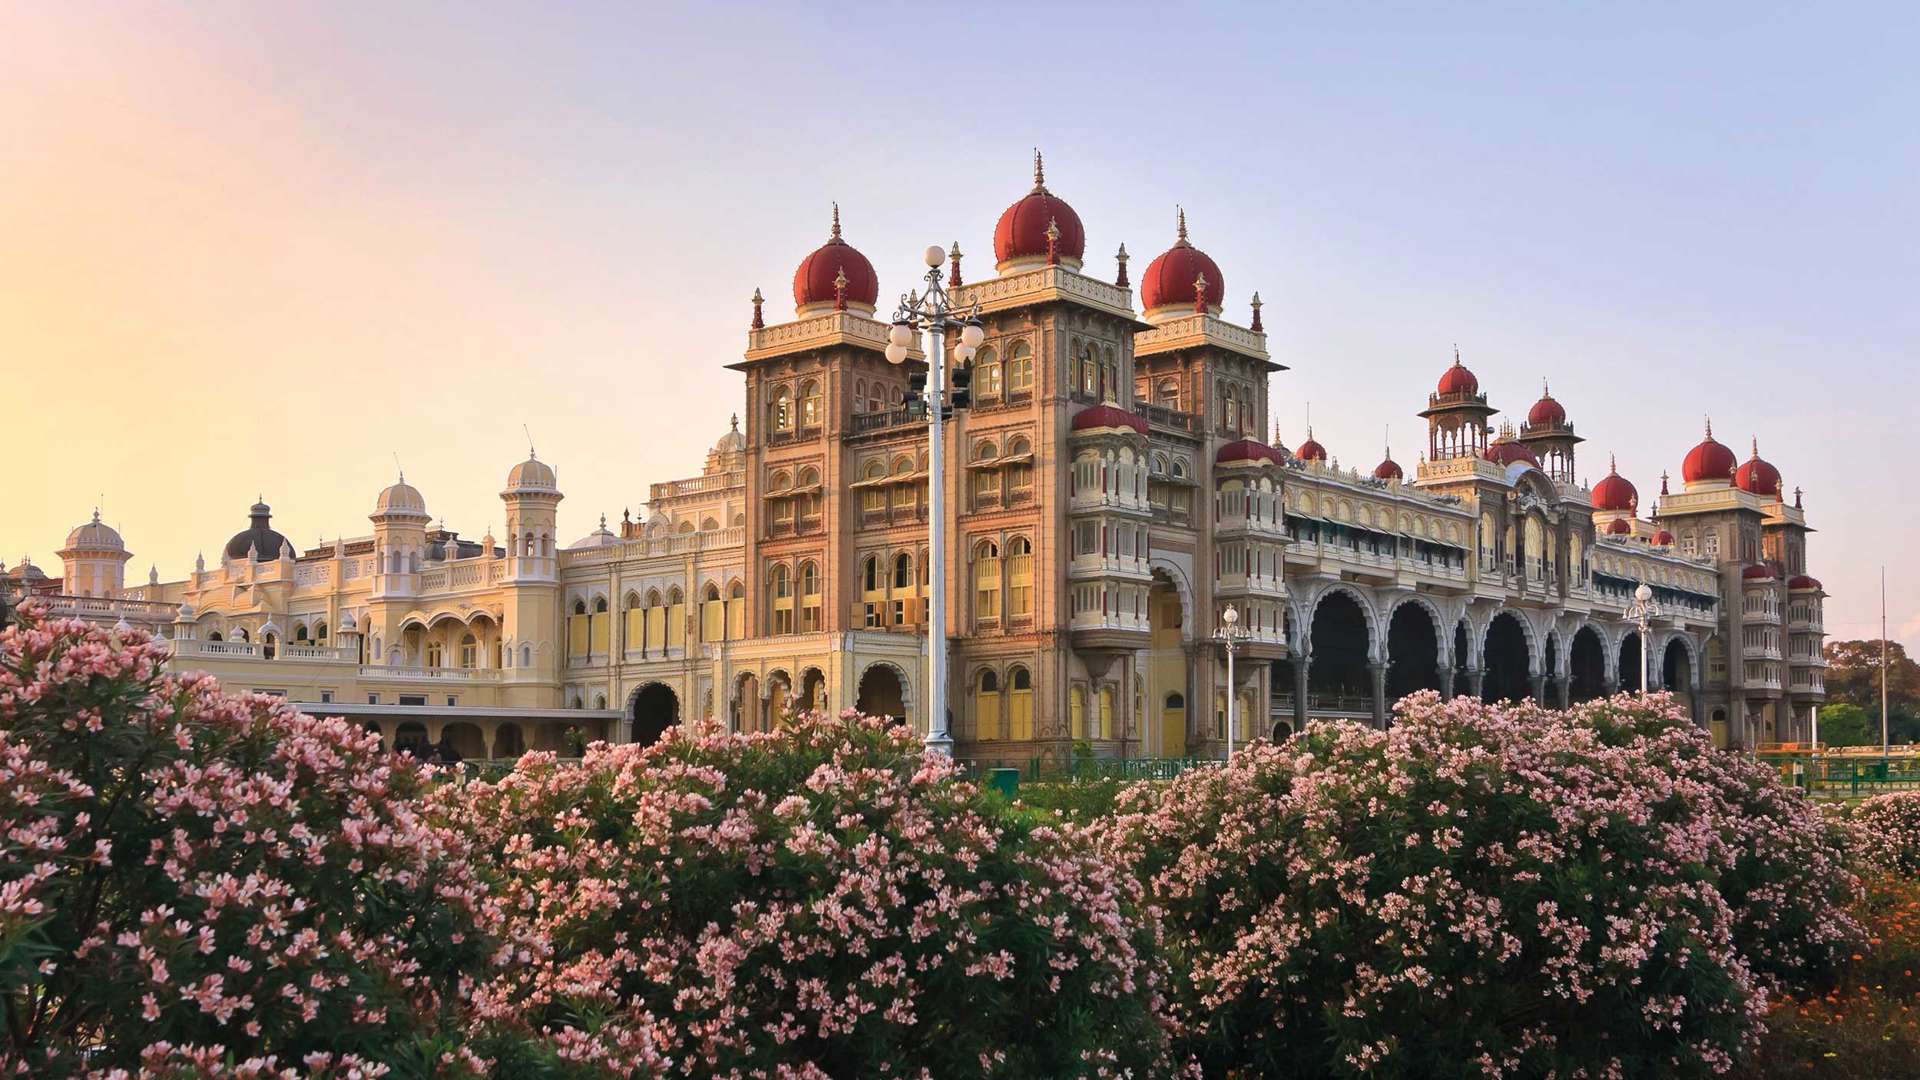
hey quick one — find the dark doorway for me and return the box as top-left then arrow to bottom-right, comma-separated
857,665 -> 906,722
1482,613 -> 1532,702
632,683 -> 680,747
1386,603 -> 1442,700
1569,625 -> 1607,702
1308,591 -> 1372,701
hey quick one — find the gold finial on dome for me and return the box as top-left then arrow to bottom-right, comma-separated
1176,206 -> 1189,245
1032,147 -> 1046,191
829,202 -> 842,241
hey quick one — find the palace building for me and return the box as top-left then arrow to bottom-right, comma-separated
6,156 -> 1828,758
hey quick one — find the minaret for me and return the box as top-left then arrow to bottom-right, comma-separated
1418,346 -> 1496,462
370,472 -> 430,601
502,452 -> 563,583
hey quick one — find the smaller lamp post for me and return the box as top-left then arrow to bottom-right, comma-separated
1625,582 -> 1661,695
1219,604 -> 1244,760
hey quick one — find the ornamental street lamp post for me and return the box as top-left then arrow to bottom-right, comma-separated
1218,604 -> 1243,760
1625,582 -> 1661,695
887,245 -> 983,757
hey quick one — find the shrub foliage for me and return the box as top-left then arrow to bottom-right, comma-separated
0,603 -> 496,1075
448,711 -> 1175,1078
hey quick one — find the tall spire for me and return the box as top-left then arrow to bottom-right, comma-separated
1176,206 -> 1189,245
1114,243 -> 1129,287
1032,148 -> 1046,192
1750,435 -> 1760,458
1608,452 -> 1618,474
829,202 -> 842,241
1704,415 -> 1713,438
948,241 -> 963,287
1249,291 -> 1263,332
750,287 -> 765,330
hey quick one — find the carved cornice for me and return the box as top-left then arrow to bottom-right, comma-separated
740,312 -> 921,365
953,266 -> 1142,324
1132,312 -> 1275,366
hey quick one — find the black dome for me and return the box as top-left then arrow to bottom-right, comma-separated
225,501 -> 290,561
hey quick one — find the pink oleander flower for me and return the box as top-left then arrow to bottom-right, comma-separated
1092,690 -> 1860,1079
444,709 -> 1182,1077
0,601 -> 498,1076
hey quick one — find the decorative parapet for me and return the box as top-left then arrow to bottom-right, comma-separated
560,526 -> 746,568
954,265 -> 1138,323
743,311 -> 914,363
1133,312 -> 1272,364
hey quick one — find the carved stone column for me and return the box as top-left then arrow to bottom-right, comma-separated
1369,662 -> 1389,729
1466,667 -> 1486,701
1439,665 -> 1456,700
1293,655 -> 1309,731
1551,674 -> 1570,710
1529,673 -> 1547,704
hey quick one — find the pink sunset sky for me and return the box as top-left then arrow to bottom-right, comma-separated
3,3 -> 1915,650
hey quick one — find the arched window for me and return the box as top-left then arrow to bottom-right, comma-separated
894,551 -> 913,590
976,669 -> 1002,740
1008,666 -> 1034,740
800,560 -> 822,632
1007,341 -> 1034,395
976,347 -> 1001,399
974,540 -> 1002,624
294,623 -> 309,643
854,378 -> 868,413
862,554 -> 881,593
594,597 -> 609,614
520,643 -> 533,667
1006,436 -> 1034,494
1006,536 -> 1034,618
460,633 -> 478,668
770,564 -> 794,634
799,379 -> 822,428
314,621 -> 328,644
770,385 -> 794,432
1157,378 -> 1179,409
426,639 -> 444,668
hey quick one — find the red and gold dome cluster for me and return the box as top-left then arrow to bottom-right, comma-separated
791,204 -> 880,317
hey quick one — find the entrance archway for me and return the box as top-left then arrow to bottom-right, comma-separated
1482,612 -> 1532,702
734,673 -> 761,733
1385,602 -> 1442,701
441,722 -> 485,761
1308,590 -> 1372,704
1662,638 -> 1694,715
1270,719 -> 1294,741
799,668 -> 827,713
856,664 -> 906,723
493,722 -> 525,759
1147,571 -> 1188,757
1569,625 -> 1607,702
631,682 -> 679,748
1617,631 -> 1644,693
1452,621 -> 1471,697
395,721 -> 430,757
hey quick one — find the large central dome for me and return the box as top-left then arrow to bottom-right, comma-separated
993,151 -> 1085,272
225,499 -> 290,561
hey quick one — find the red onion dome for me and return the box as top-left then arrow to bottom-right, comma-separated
1070,403 -> 1148,435
1733,438 -> 1782,497
1294,430 -> 1328,463
1651,529 -> 1675,546
1591,454 -> 1638,512
993,151 -> 1085,270
1681,419 -> 1739,484
1742,564 -> 1777,580
1788,574 -> 1823,591
1373,454 -> 1404,481
1216,438 -> 1285,467
1484,439 -> 1540,469
1606,517 -> 1633,535
1139,208 -> 1225,315
1527,380 -> 1566,427
1437,350 -> 1479,396
793,205 -> 879,315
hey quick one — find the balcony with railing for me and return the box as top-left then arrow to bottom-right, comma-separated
358,664 -> 502,683
169,639 -> 359,663
848,407 -> 925,437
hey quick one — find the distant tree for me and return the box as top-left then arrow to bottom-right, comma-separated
1819,702 -> 1877,747
1824,639 -> 1920,709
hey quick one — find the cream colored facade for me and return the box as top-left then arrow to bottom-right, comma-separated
7,163 -> 1826,759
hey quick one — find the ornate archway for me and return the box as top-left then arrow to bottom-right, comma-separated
630,682 -> 679,748
1385,600 -> 1443,702
856,663 -> 907,723
1482,611 -> 1533,702
1569,624 -> 1607,702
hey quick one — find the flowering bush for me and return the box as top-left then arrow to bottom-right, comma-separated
1753,872 -> 1920,1078
1096,691 -> 1833,1078
1843,791 -> 1920,874
1544,693 -> 1862,993
448,710 -> 1176,1078
0,604 -> 496,1075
